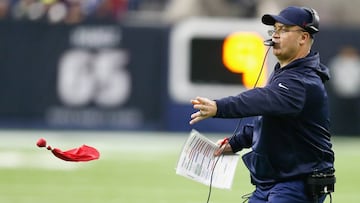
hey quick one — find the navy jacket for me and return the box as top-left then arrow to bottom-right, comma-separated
215,52 -> 335,185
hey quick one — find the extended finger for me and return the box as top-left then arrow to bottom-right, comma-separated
191,99 -> 201,105
199,110 -> 204,116
191,111 -> 199,118
189,116 -> 204,125
196,97 -> 209,105
193,103 -> 205,111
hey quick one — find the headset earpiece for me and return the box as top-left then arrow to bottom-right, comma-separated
302,7 -> 320,34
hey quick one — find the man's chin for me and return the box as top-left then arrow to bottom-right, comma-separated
273,48 -> 281,56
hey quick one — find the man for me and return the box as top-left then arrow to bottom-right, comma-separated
189,6 -> 335,203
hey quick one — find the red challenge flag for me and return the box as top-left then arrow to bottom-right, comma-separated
36,138 -> 100,162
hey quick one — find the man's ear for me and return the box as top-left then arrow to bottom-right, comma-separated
299,32 -> 311,45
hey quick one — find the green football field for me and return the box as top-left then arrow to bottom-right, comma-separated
0,130 -> 359,203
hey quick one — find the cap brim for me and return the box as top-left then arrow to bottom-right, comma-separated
262,14 -> 297,26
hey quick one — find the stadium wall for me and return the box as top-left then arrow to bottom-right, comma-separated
0,19 -> 359,134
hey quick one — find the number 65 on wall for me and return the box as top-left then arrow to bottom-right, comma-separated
57,49 -> 130,108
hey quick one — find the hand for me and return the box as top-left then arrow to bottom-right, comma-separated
214,138 -> 233,156
189,97 -> 217,125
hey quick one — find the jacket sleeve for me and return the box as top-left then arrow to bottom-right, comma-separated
214,76 -> 306,118
229,121 -> 255,152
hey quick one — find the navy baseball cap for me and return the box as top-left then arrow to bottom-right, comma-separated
262,6 -> 319,35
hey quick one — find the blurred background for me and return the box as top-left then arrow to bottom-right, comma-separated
0,0 -> 360,202
0,0 -> 359,134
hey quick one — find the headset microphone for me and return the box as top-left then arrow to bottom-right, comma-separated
264,39 -> 275,46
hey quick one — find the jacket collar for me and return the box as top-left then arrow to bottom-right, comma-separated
274,51 -> 330,82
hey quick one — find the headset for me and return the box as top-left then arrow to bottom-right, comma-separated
302,7 -> 320,34
264,39 -> 275,46
263,7 -> 319,46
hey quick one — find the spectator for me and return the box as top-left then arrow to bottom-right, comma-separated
64,0 -> 83,24
329,46 -> 360,98
328,46 -> 360,134
0,0 -> 10,19
162,0 -> 258,24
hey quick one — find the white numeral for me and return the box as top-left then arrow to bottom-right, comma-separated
57,49 -> 130,107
